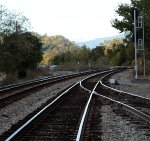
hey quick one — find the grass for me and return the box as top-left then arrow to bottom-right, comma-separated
0,69 -> 52,87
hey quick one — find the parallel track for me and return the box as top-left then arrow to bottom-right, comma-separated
6,85 -> 89,141
0,70 -> 100,108
97,72 -> 150,124
0,70 -> 99,94
0,69 -> 150,141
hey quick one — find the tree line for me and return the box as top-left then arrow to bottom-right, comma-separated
0,0 -> 150,82
49,0 -> 150,73
50,38 -> 132,67
39,35 -> 129,67
111,0 -> 150,73
0,5 -> 43,79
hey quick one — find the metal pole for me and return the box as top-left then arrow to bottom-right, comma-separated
16,21 -> 18,33
143,14 -> 146,77
77,61 -> 79,72
143,51 -> 145,77
134,9 -> 138,79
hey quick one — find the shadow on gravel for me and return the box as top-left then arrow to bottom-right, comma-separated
131,79 -> 150,84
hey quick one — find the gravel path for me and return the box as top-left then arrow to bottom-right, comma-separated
0,75 -> 88,135
111,69 -> 150,99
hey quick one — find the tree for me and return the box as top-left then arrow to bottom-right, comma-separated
79,45 -> 91,64
111,44 -> 127,65
41,35 -> 80,65
0,32 -> 43,77
111,0 -> 150,59
0,5 -> 31,37
91,46 -> 104,62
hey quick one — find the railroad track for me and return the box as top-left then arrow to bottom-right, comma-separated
0,69 -> 150,140
97,72 -> 150,124
0,70 -> 100,109
0,70 -> 101,95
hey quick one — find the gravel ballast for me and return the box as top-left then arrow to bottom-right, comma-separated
101,105 -> 150,141
111,69 -> 150,99
0,75 -> 88,135
101,69 -> 150,140
0,70 -> 150,140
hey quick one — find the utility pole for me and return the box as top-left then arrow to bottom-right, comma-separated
132,8 -> 145,79
16,21 -> 18,33
142,11 -> 146,77
133,9 -> 138,79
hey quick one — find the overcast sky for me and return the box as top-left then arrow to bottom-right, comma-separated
0,0 -> 130,42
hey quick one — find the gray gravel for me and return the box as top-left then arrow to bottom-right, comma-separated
111,69 -> 150,99
1,70 -> 150,140
0,75 -> 88,135
100,69 -> 150,141
101,104 -> 150,141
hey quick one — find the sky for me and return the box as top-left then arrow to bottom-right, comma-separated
0,0 -> 131,42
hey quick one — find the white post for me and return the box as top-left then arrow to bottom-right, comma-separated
134,9 -> 138,79
88,62 -> 91,70
77,61 -> 80,72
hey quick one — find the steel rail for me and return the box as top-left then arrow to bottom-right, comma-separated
4,69 -> 117,141
0,70 -> 98,93
76,69 -> 150,141
0,73 -> 93,108
0,76 -> 52,90
76,81 -> 100,141
100,72 -> 150,101
94,91 -> 150,124
0,76 -> 58,92
79,81 -> 91,93
5,82 -> 79,141
98,72 -> 150,124
75,69 -> 116,141
79,70 -> 114,93
0,70 -> 101,102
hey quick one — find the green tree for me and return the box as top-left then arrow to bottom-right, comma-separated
111,0 -> 150,59
0,5 -> 42,79
0,5 -> 30,36
91,46 -> 104,62
0,32 -> 43,77
78,45 -> 91,64
41,35 -> 80,65
112,44 -> 127,65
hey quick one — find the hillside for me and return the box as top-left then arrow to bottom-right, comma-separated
76,33 -> 125,48
40,34 -> 125,65
40,35 -> 80,65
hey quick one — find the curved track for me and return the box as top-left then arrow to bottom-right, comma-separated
97,72 -> 150,124
0,69 -> 150,141
0,70 -> 100,109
